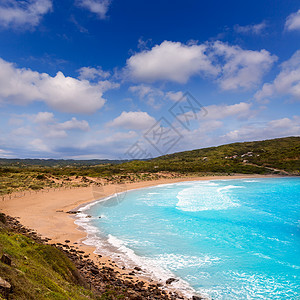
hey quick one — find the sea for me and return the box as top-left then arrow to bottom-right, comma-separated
75,177 -> 300,299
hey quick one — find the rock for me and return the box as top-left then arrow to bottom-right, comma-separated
66,210 -> 78,214
134,266 -> 142,272
192,296 -> 206,300
1,254 -> 12,266
0,277 -> 11,298
90,268 -> 99,275
166,277 -> 177,285
65,240 -> 70,243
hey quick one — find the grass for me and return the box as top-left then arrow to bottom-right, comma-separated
0,224 -> 97,299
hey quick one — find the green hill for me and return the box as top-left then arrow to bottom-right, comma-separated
119,136 -> 300,175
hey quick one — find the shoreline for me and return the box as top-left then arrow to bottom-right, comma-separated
0,174 -> 282,298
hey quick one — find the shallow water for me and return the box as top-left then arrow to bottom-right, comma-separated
76,177 -> 300,299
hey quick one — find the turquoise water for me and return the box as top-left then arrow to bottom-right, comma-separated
76,178 -> 300,299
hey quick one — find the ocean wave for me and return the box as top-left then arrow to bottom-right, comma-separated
105,234 -> 197,297
176,184 -> 241,212
75,210 -> 197,297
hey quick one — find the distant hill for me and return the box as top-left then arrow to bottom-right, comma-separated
120,137 -> 300,175
0,158 -> 128,167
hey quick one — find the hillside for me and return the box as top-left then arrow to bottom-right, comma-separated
120,137 -> 300,175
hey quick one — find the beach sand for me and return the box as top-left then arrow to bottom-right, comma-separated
0,174 -> 278,297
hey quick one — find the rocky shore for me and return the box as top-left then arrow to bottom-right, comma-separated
1,213 -> 205,300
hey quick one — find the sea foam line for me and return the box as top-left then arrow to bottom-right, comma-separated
74,207 -> 201,298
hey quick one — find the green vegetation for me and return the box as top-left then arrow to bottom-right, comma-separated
0,218 -> 96,299
0,137 -> 299,195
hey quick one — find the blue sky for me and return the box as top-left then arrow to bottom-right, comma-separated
0,0 -> 299,159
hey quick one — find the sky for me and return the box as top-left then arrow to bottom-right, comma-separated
0,0 -> 300,159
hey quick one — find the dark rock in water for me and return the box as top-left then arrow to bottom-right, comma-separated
66,210 -> 78,214
134,266 -> 142,272
86,215 -> 92,218
0,276 -> 11,298
166,277 -> 178,285
1,254 -> 12,266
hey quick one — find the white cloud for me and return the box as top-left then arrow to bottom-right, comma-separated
107,111 -> 156,130
126,41 -> 219,83
78,66 -> 110,80
35,112 -> 55,123
165,91 -> 184,102
77,0 -> 111,19
212,41 -> 277,90
33,112 -> 90,138
0,0 -> 52,29
0,57 -> 118,113
285,9 -> 300,31
11,127 -> 32,136
223,116 -> 300,141
30,138 -> 50,152
234,22 -> 267,35
129,84 -> 165,109
125,40 -> 276,90
129,84 -> 159,98
255,50 -> 300,101
176,102 -> 255,128
129,84 -> 186,108
57,117 -> 90,131
204,102 -> 254,120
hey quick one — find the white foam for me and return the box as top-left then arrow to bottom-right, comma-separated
75,211 -> 198,298
176,184 -> 241,212
152,253 -> 220,271
105,234 -> 197,297
243,180 -> 260,183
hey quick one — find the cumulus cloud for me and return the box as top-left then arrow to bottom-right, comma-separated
234,21 -> 267,35
126,41 -> 219,83
107,111 -> 156,130
255,50 -> 300,102
285,9 -> 300,31
125,40 -> 276,90
0,0 -> 52,29
78,66 -> 110,80
212,41 -> 277,90
76,0 -> 111,19
0,57 -> 118,113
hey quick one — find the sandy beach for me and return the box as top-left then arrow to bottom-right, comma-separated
0,174 -> 279,296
